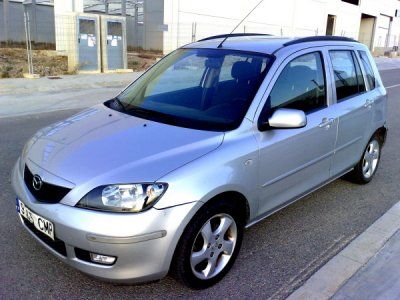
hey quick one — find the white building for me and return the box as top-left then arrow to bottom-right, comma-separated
143,0 -> 400,54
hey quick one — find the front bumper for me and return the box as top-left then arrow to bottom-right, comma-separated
11,159 -> 202,283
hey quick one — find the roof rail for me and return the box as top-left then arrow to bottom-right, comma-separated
198,33 -> 272,42
283,36 -> 358,46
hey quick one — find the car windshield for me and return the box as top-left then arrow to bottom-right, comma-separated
113,48 -> 272,131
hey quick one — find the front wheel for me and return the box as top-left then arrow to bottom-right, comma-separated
348,136 -> 381,184
171,200 -> 244,289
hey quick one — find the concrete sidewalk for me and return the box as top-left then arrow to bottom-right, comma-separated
288,202 -> 400,300
0,72 -> 141,118
374,57 -> 400,71
0,72 -> 140,96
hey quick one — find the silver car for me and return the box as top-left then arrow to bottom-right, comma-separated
12,35 -> 387,289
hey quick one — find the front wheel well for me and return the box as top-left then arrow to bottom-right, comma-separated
203,191 -> 250,225
374,126 -> 387,146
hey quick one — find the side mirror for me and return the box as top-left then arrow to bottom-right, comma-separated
259,108 -> 307,131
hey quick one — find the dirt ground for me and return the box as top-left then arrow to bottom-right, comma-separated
127,50 -> 163,71
0,47 -> 162,78
0,48 -> 68,78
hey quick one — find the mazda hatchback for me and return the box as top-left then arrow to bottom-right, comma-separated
12,35 -> 387,289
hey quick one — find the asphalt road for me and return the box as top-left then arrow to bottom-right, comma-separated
0,70 -> 399,299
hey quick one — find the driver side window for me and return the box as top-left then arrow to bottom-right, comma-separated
269,52 -> 327,113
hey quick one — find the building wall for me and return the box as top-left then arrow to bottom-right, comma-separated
1,1 -> 143,49
158,0 -> 400,53
143,0 -> 164,51
0,1 -> 55,44
359,17 -> 375,49
126,16 -> 144,49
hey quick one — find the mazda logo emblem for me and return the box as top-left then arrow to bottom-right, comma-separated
32,175 -> 43,191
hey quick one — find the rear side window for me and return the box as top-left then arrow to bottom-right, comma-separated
358,50 -> 376,90
268,52 -> 327,113
330,50 -> 366,101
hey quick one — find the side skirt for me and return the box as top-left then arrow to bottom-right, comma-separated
245,168 -> 354,229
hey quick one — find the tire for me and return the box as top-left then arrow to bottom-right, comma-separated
170,198 -> 245,289
347,135 -> 382,184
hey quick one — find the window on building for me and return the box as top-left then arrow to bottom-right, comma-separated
358,50 -> 376,90
330,50 -> 366,101
341,0 -> 360,5
268,52 -> 327,113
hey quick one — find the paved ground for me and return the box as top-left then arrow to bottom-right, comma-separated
334,229 -> 400,300
0,73 -> 139,118
374,57 -> 400,71
0,70 -> 399,299
289,201 -> 400,299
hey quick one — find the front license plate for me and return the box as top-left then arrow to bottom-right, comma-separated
17,199 -> 55,240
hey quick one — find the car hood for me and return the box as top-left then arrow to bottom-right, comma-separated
24,105 -> 224,185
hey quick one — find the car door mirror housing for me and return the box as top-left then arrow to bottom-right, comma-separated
259,108 -> 307,131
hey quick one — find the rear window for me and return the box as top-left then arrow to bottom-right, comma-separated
330,50 -> 366,101
358,50 -> 376,90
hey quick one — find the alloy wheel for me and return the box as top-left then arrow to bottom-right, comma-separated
190,213 -> 237,280
362,139 -> 380,179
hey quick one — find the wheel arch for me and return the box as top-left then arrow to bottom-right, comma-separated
374,125 -> 388,147
168,190 -> 249,285
202,191 -> 251,224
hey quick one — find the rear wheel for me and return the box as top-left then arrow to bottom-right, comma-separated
171,199 -> 244,289
348,136 -> 381,184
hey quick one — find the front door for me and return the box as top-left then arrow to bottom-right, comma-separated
256,51 -> 338,216
106,21 -> 124,70
78,18 -> 98,71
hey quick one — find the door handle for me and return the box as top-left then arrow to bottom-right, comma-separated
318,118 -> 335,128
364,99 -> 374,108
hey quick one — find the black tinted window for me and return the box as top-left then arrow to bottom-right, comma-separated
358,50 -> 376,89
269,52 -> 326,113
330,50 -> 366,101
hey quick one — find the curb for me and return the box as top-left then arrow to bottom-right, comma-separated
287,201 -> 400,300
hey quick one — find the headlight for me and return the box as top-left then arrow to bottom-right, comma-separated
76,183 -> 168,212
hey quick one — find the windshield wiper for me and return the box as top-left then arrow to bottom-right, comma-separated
126,106 -> 178,123
126,106 -> 153,116
113,97 -> 126,111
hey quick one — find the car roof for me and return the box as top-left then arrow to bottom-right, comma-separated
182,35 -> 363,55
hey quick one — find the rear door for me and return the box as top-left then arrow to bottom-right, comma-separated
255,49 -> 338,216
327,49 -> 372,176
358,49 -> 387,138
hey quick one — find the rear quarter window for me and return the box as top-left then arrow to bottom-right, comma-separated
358,50 -> 376,90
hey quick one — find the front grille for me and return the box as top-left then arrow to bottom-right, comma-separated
24,166 -> 71,203
22,218 -> 67,256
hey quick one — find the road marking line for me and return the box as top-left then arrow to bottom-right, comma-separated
386,84 -> 400,89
